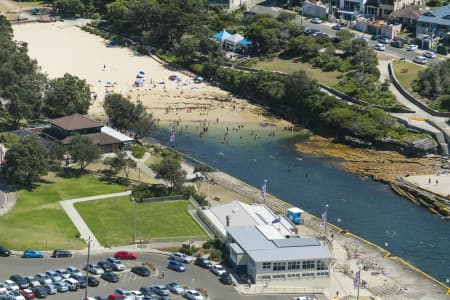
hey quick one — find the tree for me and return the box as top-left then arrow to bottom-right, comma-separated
104,151 -> 136,179
153,156 -> 186,190
44,73 -> 91,117
103,94 -> 154,135
68,135 -> 101,171
2,136 -> 48,188
54,0 -> 85,17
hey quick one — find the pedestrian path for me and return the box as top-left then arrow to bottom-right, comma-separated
59,191 -> 131,250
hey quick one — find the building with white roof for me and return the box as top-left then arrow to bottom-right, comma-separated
199,201 -> 332,284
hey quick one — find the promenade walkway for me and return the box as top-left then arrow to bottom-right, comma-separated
59,191 -> 131,250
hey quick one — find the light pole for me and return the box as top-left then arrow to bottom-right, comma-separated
84,237 -> 91,300
132,196 -> 137,243
324,204 -> 329,239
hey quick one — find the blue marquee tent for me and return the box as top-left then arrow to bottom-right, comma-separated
213,29 -> 231,43
239,38 -> 252,47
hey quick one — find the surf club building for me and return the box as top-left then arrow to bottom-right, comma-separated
45,114 -> 134,153
199,201 -> 332,285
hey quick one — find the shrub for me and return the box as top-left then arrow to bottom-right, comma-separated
136,46 -> 149,55
0,132 -> 19,147
194,164 -> 213,173
179,244 -> 198,255
437,45 -> 448,55
132,145 -> 145,158
208,248 -> 223,261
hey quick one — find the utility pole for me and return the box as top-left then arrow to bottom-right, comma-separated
132,196 -> 137,243
84,237 -> 91,300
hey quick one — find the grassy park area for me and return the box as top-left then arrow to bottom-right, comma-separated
0,174 -> 125,250
75,198 -> 208,247
392,60 -> 424,94
253,58 -> 342,87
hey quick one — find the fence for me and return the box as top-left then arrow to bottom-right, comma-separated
139,194 -> 185,203
250,286 -> 324,294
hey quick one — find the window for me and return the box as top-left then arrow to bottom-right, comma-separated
302,273 -> 315,277
262,262 -> 271,270
287,273 -> 301,278
272,274 -> 286,279
316,271 -> 329,276
288,261 -> 301,270
302,260 -> 315,270
273,262 -> 286,271
258,275 -> 271,279
316,260 -> 328,271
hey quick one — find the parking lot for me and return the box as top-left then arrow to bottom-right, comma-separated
0,251 -> 298,300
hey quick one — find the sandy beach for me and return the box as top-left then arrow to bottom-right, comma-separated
13,21 -> 291,132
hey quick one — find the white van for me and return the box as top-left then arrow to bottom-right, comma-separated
413,56 -> 427,65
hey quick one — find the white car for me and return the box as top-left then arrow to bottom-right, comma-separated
67,266 -> 83,277
130,290 -> 144,300
311,18 -> 322,24
106,256 -> 126,271
166,281 -> 185,294
373,43 -> 385,51
114,288 -> 135,300
211,264 -> 226,276
56,269 -> 71,279
44,283 -> 58,295
86,263 -> 104,275
169,252 -> 192,263
35,273 -> 52,285
0,282 -> 7,293
45,270 -> 62,282
4,280 -> 19,291
423,51 -> 436,58
8,291 -> 25,300
406,44 -> 418,51
184,289 -> 205,300
413,55 -> 427,65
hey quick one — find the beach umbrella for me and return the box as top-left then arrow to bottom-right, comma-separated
139,71 -> 145,76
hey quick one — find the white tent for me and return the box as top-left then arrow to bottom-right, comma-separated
224,33 -> 244,51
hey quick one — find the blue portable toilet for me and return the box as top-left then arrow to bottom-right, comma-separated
287,207 -> 304,225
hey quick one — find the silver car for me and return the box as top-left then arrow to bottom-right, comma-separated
53,281 -> 69,292
35,273 -> 52,285
67,266 -> 83,277
85,263 -> 104,275
45,270 -> 62,282
166,282 -> 184,294
4,280 -> 19,291
44,283 -> 58,295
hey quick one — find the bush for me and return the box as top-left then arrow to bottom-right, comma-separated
0,132 -> 19,147
132,145 -> 145,158
136,46 -> 149,56
208,248 -> 223,261
437,45 -> 448,55
179,244 -> 198,256
194,164 -> 213,173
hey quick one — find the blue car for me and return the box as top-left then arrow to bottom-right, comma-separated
167,260 -> 185,272
22,250 -> 44,258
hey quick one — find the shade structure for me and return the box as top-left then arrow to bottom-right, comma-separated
224,33 -> 245,51
239,38 -> 252,47
139,70 -> 145,75
213,29 -> 231,43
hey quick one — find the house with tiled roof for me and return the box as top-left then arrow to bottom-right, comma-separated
416,5 -> 450,39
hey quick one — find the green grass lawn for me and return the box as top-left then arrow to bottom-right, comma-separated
75,198 -> 208,247
392,60 -> 424,93
253,57 -> 342,86
0,174 -> 125,250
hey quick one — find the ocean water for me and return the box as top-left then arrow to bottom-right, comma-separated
149,123 -> 450,285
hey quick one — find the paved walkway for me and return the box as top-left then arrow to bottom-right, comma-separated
59,191 -> 131,250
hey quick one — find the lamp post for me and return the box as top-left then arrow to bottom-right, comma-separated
84,237 -> 91,300
132,196 -> 137,243
324,204 -> 329,239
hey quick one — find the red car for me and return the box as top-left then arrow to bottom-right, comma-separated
20,288 -> 35,299
114,251 -> 137,260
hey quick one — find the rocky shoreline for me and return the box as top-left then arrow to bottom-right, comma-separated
295,135 -> 450,216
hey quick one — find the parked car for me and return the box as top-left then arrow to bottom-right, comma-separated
87,276 -> 99,287
167,260 -> 186,272
19,289 -> 34,299
114,251 -> 137,260
309,29 -> 321,37
139,286 -> 158,298
97,261 -> 113,272
220,272 -> 232,285
310,18 -> 322,24
56,269 -> 71,279
194,257 -> 212,269
332,24 -> 343,30
371,34 -> 382,41
131,266 -> 150,277
44,271 -> 61,283
67,266 -> 83,277
373,43 -> 386,51
413,55 -> 427,64
106,257 -> 126,271
7,290 -> 25,300
51,249 -> 72,258
43,283 -> 57,295
114,288 -> 134,300
63,278 -> 79,291
150,285 -> 169,296
378,37 -> 390,44
52,281 -> 69,293
70,274 -> 86,288
0,246 -> 11,257
31,286 -> 47,298
9,275 -> 29,289
22,250 -> 44,258
303,28 -> 312,35
353,35 -> 368,43
100,272 -> 120,283
34,273 -> 52,285
169,252 -> 192,263
423,51 -> 436,58
165,282 -> 184,295
0,283 -> 7,294
184,290 -> 204,300
24,277 -> 40,288
211,264 -> 226,276
129,291 -> 144,300
407,44 -> 418,51
85,264 -> 104,275
391,40 -> 404,48
4,280 -> 19,291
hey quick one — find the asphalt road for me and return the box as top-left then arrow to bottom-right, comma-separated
0,252 -> 297,300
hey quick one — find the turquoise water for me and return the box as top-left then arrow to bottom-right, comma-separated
150,123 -> 450,285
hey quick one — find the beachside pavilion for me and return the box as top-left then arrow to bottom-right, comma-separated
44,114 -> 134,153
213,30 -> 252,53
199,201 -> 332,285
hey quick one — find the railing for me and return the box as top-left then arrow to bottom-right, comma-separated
139,194 -> 185,203
250,286 -> 324,294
